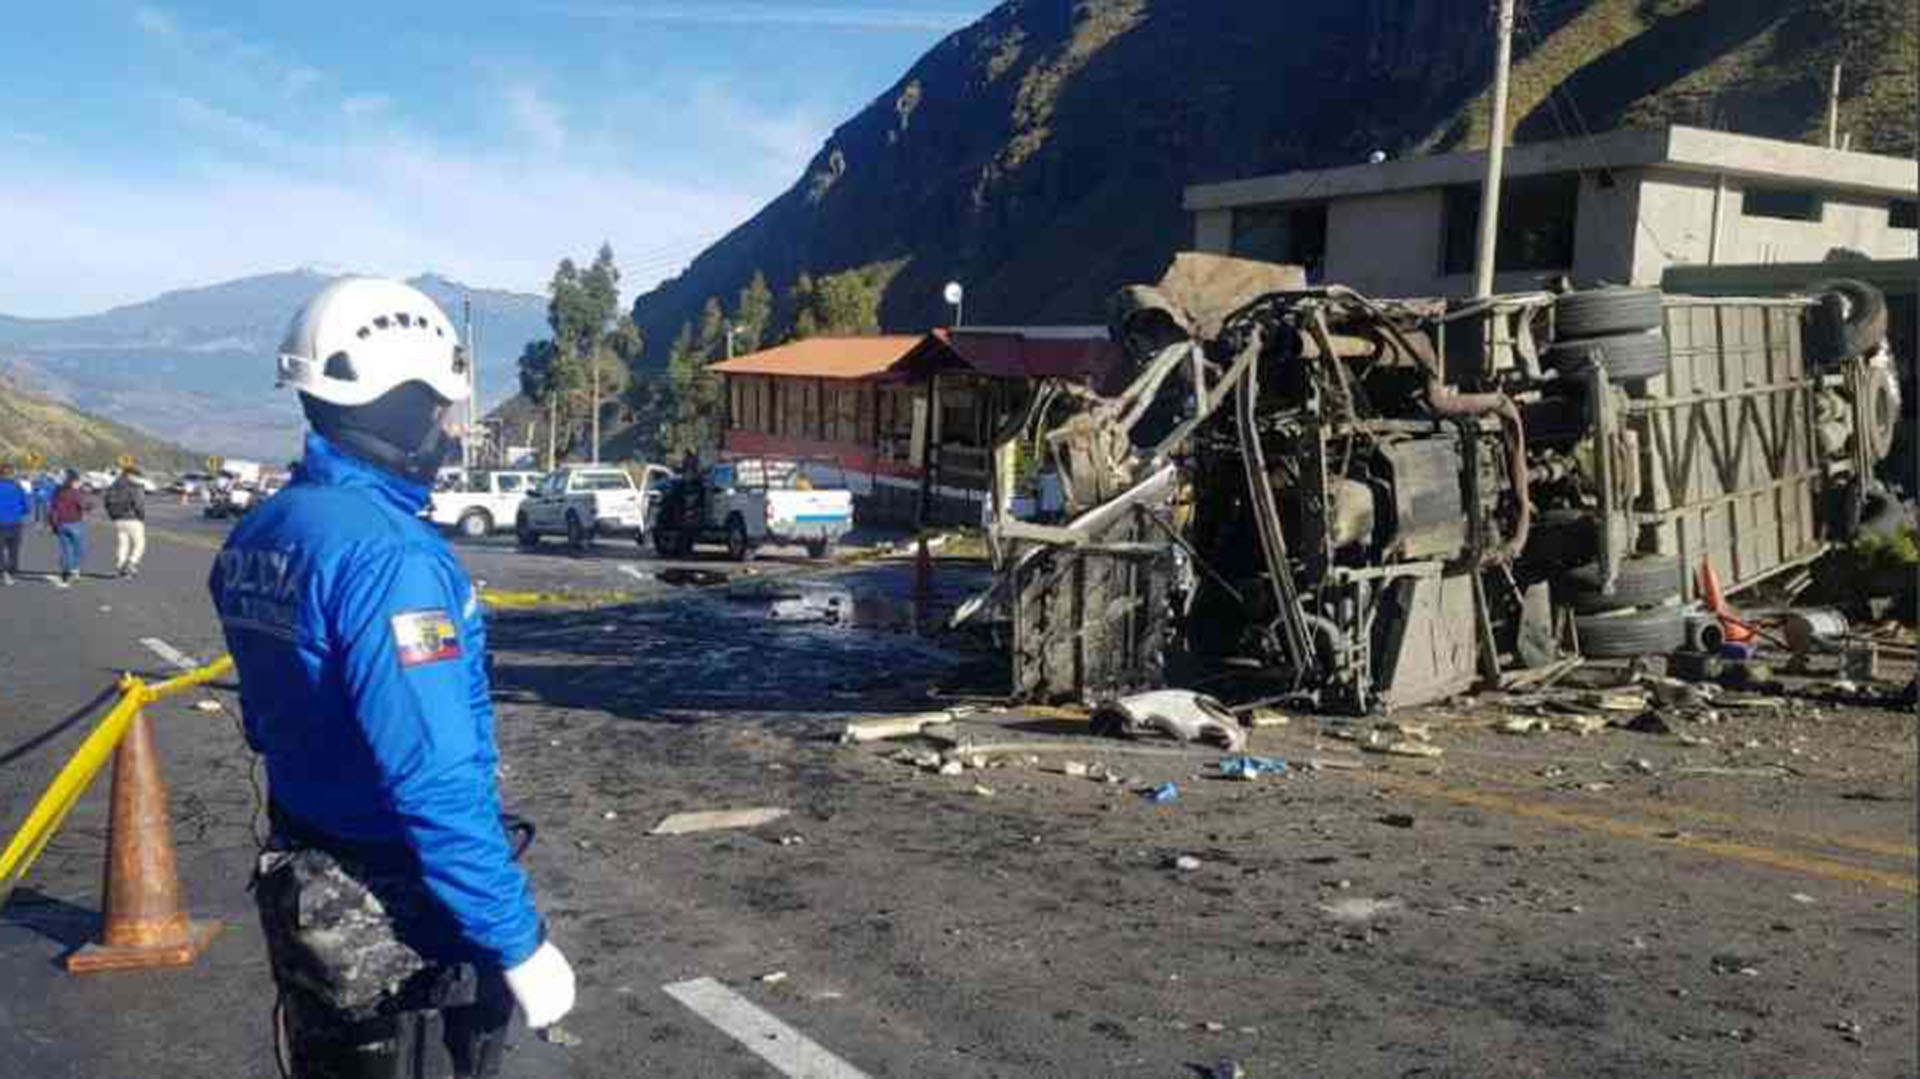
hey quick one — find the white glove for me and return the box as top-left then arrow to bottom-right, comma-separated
503,940 -> 576,1029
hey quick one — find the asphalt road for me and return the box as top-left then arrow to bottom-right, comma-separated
2,500 -> 1916,1078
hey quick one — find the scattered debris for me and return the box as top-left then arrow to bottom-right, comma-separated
937,760 -> 966,777
1378,813 -> 1416,829
537,1025 -> 582,1047
1789,893 -> 1818,905
841,711 -> 951,744
1496,717 -> 1549,735
1143,781 -> 1181,804
656,568 -> 728,588
970,783 -> 996,798
777,835 -> 806,847
650,808 -> 791,836
194,699 -> 222,713
1308,756 -> 1366,772
1092,691 -> 1247,752
758,971 -> 789,985
1217,755 -> 1289,781
1622,712 -> 1675,735
1058,761 -> 1090,778
1244,707 -> 1290,728
1319,896 -> 1404,922
1171,855 -> 1203,871
1374,741 -> 1444,759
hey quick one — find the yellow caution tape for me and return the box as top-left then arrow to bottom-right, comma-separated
0,654 -> 235,908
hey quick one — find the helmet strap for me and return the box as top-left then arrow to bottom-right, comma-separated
301,383 -> 454,486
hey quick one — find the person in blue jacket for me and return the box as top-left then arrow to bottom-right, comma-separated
0,461 -> 29,585
209,278 -> 573,1078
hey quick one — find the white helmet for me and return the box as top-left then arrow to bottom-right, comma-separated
276,277 -> 470,407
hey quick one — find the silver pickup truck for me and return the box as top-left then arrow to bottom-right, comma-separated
515,464 -> 672,551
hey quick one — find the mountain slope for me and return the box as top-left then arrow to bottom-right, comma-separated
0,271 -> 549,458
1,376 -> 202,471
630,0 -> 1917,358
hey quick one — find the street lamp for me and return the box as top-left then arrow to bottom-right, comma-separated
943,281 -> 964,328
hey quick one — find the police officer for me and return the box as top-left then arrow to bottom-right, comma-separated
210,278 -> 574,1078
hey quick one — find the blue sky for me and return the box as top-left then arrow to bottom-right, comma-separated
0,1 -> 995,317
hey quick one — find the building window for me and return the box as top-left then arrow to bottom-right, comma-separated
1231,203 -> 1328,276
1891,200 -> 1918,230
1742,186 -> 1823,222
1441,173 -> 1580,277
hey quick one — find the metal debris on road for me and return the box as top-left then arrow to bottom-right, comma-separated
1217,755 -> 1289,780
537,1025 -> 582,1047
650,808 -> 792,836
194,700 -> 222,713
758,971 -> 789,985
1170,854 -> 1202,871
1143,781 -> 1180,803
1092,690 -> 1247,752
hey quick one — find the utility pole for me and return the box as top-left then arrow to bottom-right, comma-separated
462,293 -> 475,473
1473,0 -> 1517,299
1827,61 -> 1843,149
590,347 -> 602,465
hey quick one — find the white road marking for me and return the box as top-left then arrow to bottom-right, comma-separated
140,637 -> 199,672
663,977 -> 872,1079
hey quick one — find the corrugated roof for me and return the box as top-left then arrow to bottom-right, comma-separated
707,335 -> 924,380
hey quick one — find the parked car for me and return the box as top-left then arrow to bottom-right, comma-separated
427,470 -> 545,537
650,458 -> 855,561
515,464 -> 673,551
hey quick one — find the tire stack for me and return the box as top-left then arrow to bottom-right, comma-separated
1544,287 -> 1670,384
1561,554 -> 1687,658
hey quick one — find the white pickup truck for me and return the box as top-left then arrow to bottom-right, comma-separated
650,459 -> 855,560
427,470 -> 544,538
515,464 -> 672,550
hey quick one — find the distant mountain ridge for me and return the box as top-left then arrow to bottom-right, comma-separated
629,0 -> 1917,363
0,270 -> 550,458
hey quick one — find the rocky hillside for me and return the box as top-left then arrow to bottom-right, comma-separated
0,376 -> 202,472
630,0 -> 1916,357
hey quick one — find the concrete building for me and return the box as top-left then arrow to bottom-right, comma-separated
1186,126 -> 1918,297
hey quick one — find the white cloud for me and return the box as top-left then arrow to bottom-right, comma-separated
132,5 -> 177,37
169,95 -> 293,155
341,94 -> 392,119
504,87 -> 568,152
544,2 -> 973,32
0,112 -> 763,317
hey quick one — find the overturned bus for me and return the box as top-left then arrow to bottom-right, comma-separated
966,254 -> 1902,714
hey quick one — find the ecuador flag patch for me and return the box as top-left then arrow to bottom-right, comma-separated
391,609 -> 462,668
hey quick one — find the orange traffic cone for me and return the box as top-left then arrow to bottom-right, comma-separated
1697,561 -> 1756,646
66,708 -> 221,974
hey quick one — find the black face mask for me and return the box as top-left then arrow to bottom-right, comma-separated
301,382 -> 456,486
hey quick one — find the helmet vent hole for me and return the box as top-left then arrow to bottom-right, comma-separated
396,313 -> 413,328
373,316 -> 391,330
324,351 -> 359,381
356,327 -> 372,340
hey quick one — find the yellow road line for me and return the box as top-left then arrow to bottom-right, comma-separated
1378,775 -> 1919,895
1582,791 -> 1918,861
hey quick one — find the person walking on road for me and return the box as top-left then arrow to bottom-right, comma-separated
0,462 -> 29,586
210,278 -> 574,1079
103,466 -> 148,578
48,470 -> 92,587
30,471 -> 55,525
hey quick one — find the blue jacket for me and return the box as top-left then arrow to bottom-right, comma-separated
209,433 -> 541,968
0,480 -> 28,525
